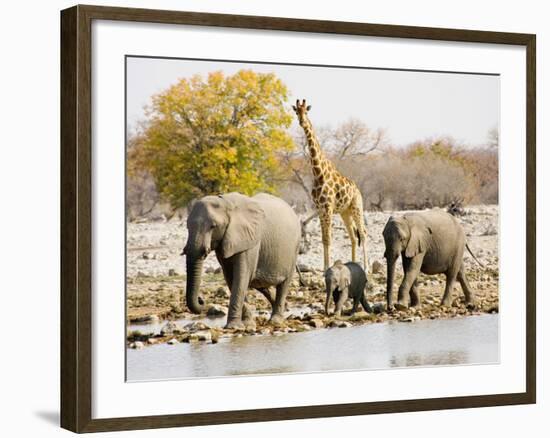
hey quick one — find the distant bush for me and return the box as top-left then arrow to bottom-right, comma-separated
126,95 -> 498,217
355,138 -> 497,210
278,135 -> 498,212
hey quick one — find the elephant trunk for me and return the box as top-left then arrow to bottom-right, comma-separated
386,255 -> 397,309
186,257 -> 206,314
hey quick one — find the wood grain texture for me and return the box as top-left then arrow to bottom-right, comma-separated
60,5 -> 78,432
60,4 -> 536,433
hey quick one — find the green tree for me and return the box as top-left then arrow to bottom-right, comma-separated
129,70 -> 294,208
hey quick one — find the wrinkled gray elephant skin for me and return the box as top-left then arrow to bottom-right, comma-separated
325,260 -> 372,316
183,192 -> 301,329
383,210 -> 477,311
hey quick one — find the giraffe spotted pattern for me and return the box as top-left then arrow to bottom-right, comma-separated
292,99 -> 368,271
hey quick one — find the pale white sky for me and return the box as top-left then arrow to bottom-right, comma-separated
126,56 -> 499,147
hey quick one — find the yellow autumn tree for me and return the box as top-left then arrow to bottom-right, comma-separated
129,70 -> 294,208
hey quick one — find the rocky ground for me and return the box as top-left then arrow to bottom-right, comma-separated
127,205 -> 499,348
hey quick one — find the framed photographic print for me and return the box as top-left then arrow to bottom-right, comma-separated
60,4 -> 536,433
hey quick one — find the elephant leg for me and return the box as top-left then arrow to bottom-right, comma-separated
270,277 -> 291,326
457,265 -> 476,308
341,212 -> 358,264
256,287 -> 276,307
334,287 -> 348,317
225,253 -> 250,330
441,273 -> 458,307
350,297 -> 360,315
409,279 -> 421,307
242,300 -> 256,330
319,209 -> 333,271
396,256 -> 422,310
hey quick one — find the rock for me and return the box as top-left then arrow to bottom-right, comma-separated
147,338 -> 158,345
167,338 -> 179,345
184,321 -> 210,332
160,321 -> 180,335
195,330 -> 212,342
141,252 -> 152,260
372,303 -> 385,314
400,316 -> 420,323
206,305 -> 228,317
215,287 -> 230,298
329,320 -> 351,328
129,341 -> 144,349
168,268 -> 177,276
371,260 -> 384,274
211,331 -> 220,344
214,267 -> 222,274
297,263 -> 314,273
309,319 -> 324,329
482,224 -> 497,236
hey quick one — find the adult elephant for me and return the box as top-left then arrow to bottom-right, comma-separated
183,192 -> 301,329
383,210 -> 480,311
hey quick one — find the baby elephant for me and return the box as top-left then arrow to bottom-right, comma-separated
383,210 -> 478,311
324,261 -> 372,316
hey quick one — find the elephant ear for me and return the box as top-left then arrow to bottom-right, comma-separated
334,262 -> 350,289
220,194 -> 265,259
341,270 -> 351,289
405,224 -> 430,258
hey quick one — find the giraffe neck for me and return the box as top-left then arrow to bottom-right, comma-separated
299,115 -> 330,178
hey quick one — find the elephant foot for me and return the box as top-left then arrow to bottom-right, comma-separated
440,298 -> 452,308
409,300 -> 421,308
465,300 -> 477,310
394,301 -> 409,311
225,320 -> 245,331
269,314 -> 286,328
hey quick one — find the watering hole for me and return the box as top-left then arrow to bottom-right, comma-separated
126,314 -> 498,381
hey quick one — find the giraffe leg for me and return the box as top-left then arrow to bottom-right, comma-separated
341,212 -> 358,263
349,203 -> 368,272
319,210 -> 333,271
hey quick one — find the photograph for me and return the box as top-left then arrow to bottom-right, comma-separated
125,56 -> 500,381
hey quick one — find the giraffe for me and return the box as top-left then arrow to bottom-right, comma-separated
292,99 -> 368,272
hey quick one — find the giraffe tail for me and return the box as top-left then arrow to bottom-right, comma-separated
355,228 -> 362,247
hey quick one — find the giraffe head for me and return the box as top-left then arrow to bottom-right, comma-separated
292,99 -> 311,123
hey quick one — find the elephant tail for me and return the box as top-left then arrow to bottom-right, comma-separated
296,264 -> 306,287
466,243 -> 484,268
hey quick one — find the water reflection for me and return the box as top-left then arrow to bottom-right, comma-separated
389,351 -> 468,368
127,314 -> 498,381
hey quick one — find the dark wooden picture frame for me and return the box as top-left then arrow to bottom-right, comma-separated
60,4 -> 536,433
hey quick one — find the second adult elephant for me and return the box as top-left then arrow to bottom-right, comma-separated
383,210 -> 478,311
183,192 -> 301,329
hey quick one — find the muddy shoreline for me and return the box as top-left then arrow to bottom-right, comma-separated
127,206 -> 499,348
127,268 -> 498,348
